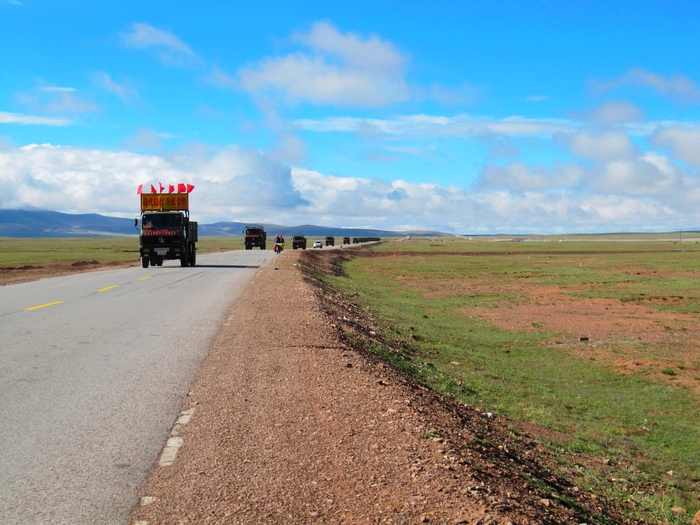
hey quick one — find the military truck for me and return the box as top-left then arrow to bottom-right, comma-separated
343,237 -> 351,245
138,193 -> 197,268
325,236 -> 335,246
292,235 -> 307,249
244,225 -> 267,250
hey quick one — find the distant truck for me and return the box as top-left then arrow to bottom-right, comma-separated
292,235 -> 307,249
353,237 -> 380,244
244,225 -> 267,250
343,237 -> 351,245
325,236 -> 335,246
138,193 -> 197,268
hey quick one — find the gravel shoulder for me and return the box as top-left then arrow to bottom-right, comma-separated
129,250 -> 625,525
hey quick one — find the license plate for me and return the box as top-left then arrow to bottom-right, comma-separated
155,248 -> 168,255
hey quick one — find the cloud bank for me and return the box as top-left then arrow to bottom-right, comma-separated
2,139 -> 699,233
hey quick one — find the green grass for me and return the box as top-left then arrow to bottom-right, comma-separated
324,238 -> 700,522
0,236 -> 246,267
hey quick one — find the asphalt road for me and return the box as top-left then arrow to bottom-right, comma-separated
0,249 -> 275,524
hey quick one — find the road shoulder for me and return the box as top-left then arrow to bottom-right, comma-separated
129,250 -> 620,524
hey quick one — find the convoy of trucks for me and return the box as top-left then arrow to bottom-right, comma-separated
137,187 -> 380,263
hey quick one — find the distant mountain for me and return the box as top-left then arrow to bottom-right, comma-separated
0,209 -> 137,237
0,209 -> 446,238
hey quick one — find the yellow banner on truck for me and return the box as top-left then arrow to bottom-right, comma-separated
140,194 -> 189,212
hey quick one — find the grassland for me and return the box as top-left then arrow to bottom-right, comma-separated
326,237 -> 700,523
0,236 -> 246,267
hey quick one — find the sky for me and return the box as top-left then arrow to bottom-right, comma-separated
2,0 -> 700,233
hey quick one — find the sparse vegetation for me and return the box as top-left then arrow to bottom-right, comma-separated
321,237 -> 700,523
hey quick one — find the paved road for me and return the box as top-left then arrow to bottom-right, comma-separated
0,249 -> 275,524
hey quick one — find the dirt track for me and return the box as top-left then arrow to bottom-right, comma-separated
128,250 -> 628,525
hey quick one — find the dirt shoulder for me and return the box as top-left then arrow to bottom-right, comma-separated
0,260 -> 138,286
129,250 -> 627,525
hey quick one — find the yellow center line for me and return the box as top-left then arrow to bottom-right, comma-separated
26,301 -> 65,311
97,285 -> 118,293
165,270 -> 174,273
138,276 -> 152,281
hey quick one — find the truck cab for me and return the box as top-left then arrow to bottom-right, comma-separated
139,210 -> 197,268
325,236 -> 335,246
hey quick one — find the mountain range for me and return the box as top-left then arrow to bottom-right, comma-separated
0,209 -> 445,238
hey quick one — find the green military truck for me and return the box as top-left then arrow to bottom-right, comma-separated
244,225 -> 267,250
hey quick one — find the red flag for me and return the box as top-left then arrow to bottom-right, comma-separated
136,184 -> 143,195
159,182 -> 164,193
150,184 -> 157,194
168,184 -> 175,193
177,183 -> 186,193
186,184 -> 194,193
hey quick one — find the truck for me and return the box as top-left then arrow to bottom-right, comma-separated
325,236 -> 335,246
343,237 -> 351,245
138,193 -> 197,268
244,224 -> 267,250
292,235 -> 307,249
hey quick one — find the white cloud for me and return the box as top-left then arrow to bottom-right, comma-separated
427,82 -> 481,106
584,157 -> 685,196
269,133 -> 307,164
590,67 -> 700,103
0,143 -> 307,222
122,127 -> 167,153
0,111 -> 72,126
651,126 -> 700,169
238,21 -> 410,107
527,95 -> 550,102
292,21 -> 407,74
295,113 -> 578,138
581,100 -> 645,125
40,87 -> 75,93
567,130 -> 637,163
476,162 -> 583,191
15,87 -> 96,115
2,141 -> 700,233
91,72 -> 140,104
120,23 -> 201,67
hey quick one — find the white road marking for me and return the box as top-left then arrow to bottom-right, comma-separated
157,407 -> 195,466
158,437 -> 183,467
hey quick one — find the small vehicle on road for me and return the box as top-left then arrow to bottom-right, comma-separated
313,240 -> 323,249
292,235 -> 307,249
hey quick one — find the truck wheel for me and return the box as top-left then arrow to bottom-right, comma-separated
189,244 -> 196,267
245,244 -> 251,250
141,257 -> 149,269
180,250 -> 188,267
156,258 -> 163,266
150,257 -> 155,266
261,243 -> 266,250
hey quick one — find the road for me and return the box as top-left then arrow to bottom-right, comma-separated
0,249 -> 274,524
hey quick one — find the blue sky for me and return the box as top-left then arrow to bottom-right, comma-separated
2,0 -> 700,233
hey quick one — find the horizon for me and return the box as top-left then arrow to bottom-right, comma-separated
4,208 -> 700,238
2,1 -> 700,233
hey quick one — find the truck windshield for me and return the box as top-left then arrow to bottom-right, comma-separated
142,214 -> 182,229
